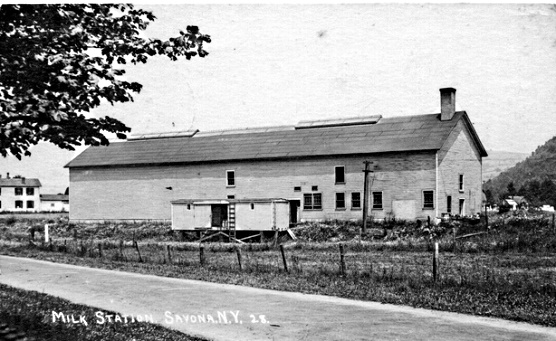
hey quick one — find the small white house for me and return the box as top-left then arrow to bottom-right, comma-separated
541,205 -> 555,213
0,175 -> 41,212
40,194 -> 70,212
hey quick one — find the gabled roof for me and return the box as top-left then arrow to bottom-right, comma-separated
40,194 -> 69,202
66,111 -> 487,168
0,178 -> 41,187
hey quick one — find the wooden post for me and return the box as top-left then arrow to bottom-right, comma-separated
452,227 -> 457,252
433,242 -> 439,283
259,232 -> 264,244
273,230 -> 278,246
199,245 -> 205,266
339,244 -> 346,276
134,241 -> 143,263
235,246 -> 243,271
553,213 -> 555,232
119,240 -> 124,260
279,244 -> 288,273
98,243 -> 103,258
362,161 -> 373,234
485,205 -> 489,232
166,245 -> 172,265
44,224 -> 49,243
64,239 -> 67,253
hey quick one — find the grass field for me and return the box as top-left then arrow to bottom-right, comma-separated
1,213 -> 556,327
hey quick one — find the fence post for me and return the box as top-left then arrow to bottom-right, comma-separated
433,242 -> 439,283
236,246 -> 243,271
98,243 -> 103,258
279,244 -> 288,273
166,245 -> 172,265
485,205 -> 489,233
119,240 -> 124,260
44,224 -> 49,243
199,245 -> 205,266
134,241 -> 143,263
339,244 -> 346,276
64,239 -> 67,253
553,213 -> 555,232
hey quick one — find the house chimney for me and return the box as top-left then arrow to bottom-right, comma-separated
6,172 -> 9,179
22,177 -> 25,184
440,87 -> 456,121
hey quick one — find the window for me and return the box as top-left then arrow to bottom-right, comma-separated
459,174 -> 464,192
423,190 -> 434,209
27,201 -> 34,209
335,193 -> 346,209
15,200 -> 23,209
0,188 -> 2,195
447,196 -> 452,214
227,195 -> 235,199
187,204 -> 191,210
293,186 -> 301,192
351,192 -> 361,209
250,203 -> 255,210
51,203 -> 55,207
0,201 -> 2,208
15,187 -> 22,196
26,188 -> 34,195
303,193 -> 322,210
372,192 -> 383,209
335,166 -> 345,184
226,170 -> 235,187
311,185 -> 318,191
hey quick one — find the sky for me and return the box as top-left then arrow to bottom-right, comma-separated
2,3 -> 556,193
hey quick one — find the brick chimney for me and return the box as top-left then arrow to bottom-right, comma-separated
22,177 -> 26,184
6,172 -> 9,179
440,87 -> 456,121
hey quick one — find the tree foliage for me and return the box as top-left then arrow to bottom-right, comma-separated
0,4 -> 210,159
484,135 -> 556,206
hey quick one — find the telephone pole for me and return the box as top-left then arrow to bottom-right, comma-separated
362,161 -> 373,234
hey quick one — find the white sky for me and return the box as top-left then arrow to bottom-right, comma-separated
3,3 -> 556,193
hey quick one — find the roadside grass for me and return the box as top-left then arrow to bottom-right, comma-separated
0,283 -> 207,341
2,239 -> 556,327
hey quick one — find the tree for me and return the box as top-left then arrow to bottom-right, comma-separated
0,4 -> 210,159
506,182 -> 516,197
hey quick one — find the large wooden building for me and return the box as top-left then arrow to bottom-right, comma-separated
66,88 -> 487,226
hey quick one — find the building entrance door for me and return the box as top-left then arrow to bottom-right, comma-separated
211,204 -> 228,227
289,200 -> 300,226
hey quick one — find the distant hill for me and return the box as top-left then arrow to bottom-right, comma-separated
483,136 -> 556,206
482,150 -> 529,181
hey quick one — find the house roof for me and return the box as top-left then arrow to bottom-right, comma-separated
508,196 -> 527,204
66,111 -> 488,168
40,194 -> 69,202
0,178 -> 41,187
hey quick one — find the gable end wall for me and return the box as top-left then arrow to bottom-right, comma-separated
437,120 -> 483,216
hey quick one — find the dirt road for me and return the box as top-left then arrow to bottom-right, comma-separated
0,255 -> 554,341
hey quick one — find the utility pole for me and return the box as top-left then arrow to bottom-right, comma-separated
362,161 -> 373,234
